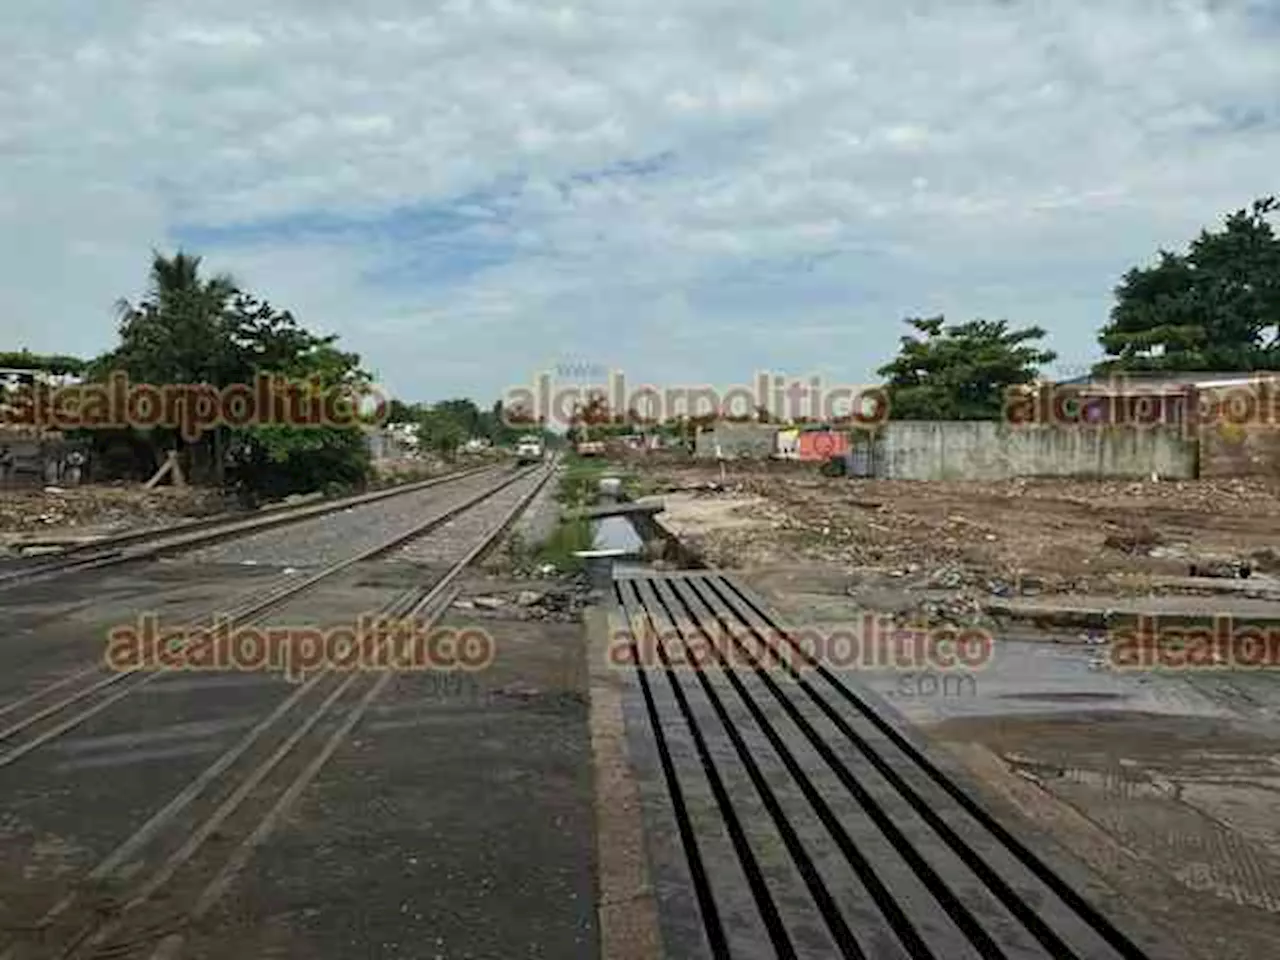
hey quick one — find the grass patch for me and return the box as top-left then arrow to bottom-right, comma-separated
555,455 -> 610,505
534,515 -> 596,573
508,455 -> 654,574
556,454 -> 656,503
497,455 -> 605,575
621,472 -> 661,499
540,456 -> 610,572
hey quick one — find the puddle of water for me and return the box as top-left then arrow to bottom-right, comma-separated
591,515 -> 645,554
836,639 -> 1236,724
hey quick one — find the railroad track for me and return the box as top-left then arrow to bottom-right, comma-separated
612,569 -> 1174,960
0,462 -> 502,589
0,462 -> 554,960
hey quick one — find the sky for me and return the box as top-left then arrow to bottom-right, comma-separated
1,0 -> 1278,407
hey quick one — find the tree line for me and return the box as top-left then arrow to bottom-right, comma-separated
7,195 -> 1277,482
383,397 -> 556,459
2,252 -> 522,500
879,195 -> 1280,419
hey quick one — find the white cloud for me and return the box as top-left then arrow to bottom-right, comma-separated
0,0 -> 1278,401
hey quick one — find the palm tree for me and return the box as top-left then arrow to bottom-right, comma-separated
111,250 -> 238,382
105,251 -> 241,482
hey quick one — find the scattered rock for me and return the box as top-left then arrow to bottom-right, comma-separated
494,681 -> 541,701
473,596 -> 506,609
1249,548 -> 1280,573
926,567 -> 965,589
1017,575 -> 1044,595
0,484 -> 232,536
1103,526 -> 1163,553
640,538 -> 668,562
515,590 -> 543,607
1188,560 -> 1252,579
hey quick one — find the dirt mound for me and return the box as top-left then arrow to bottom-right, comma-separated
0,484 -> 228,535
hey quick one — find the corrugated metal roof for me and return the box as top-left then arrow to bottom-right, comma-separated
1055,371 -> 1280,391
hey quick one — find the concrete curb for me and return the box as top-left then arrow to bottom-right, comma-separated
985,598 -> 1280,630
586,605 -> 663,960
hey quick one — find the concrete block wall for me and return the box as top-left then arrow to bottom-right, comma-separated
1199,422 -> 1280,477
693,422 -> 777,459
878,421 -> 1197,481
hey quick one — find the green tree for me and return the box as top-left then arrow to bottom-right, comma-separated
416,406 -> 466,460
434,399 -> 482,439
1096,197 -> 1280,373
385,399 -> 423,424
226,341 -> 374,499
877,315 -> 1056,420
94,249 -> 376,496
0,351 -> 87,375
102,251 -> 239,384
87,251 -> 241,481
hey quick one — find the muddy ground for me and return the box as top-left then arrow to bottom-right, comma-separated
622,457 -> 1280,960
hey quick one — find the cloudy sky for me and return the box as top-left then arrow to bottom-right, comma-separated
2,0 -> 1277,404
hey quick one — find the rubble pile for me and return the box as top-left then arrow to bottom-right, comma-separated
0,484 -> 226,536
454,581 -> 591,622
630,463 -> 1280,600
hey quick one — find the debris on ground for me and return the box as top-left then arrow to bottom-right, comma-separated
1188,559 -> 1252,579
628,462 -> 1280,601
455,580 -> 591,622
0,484 -> 228,539
1102,526 -> 1163,554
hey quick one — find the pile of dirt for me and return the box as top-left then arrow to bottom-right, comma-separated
0,484 -> 228,536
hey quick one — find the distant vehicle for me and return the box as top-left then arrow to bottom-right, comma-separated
515,434 -> 545,465
575,439 -> 606,457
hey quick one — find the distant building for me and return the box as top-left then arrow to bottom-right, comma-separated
1024,371 -> 1280,477
693,421 -> 776,459
775,428 -> 799,459
0,368 -> 82,432
365,425 -> 419,462
1010,371 -> 1278,429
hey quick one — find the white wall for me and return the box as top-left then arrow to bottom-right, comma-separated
878,421 -> 1196,480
